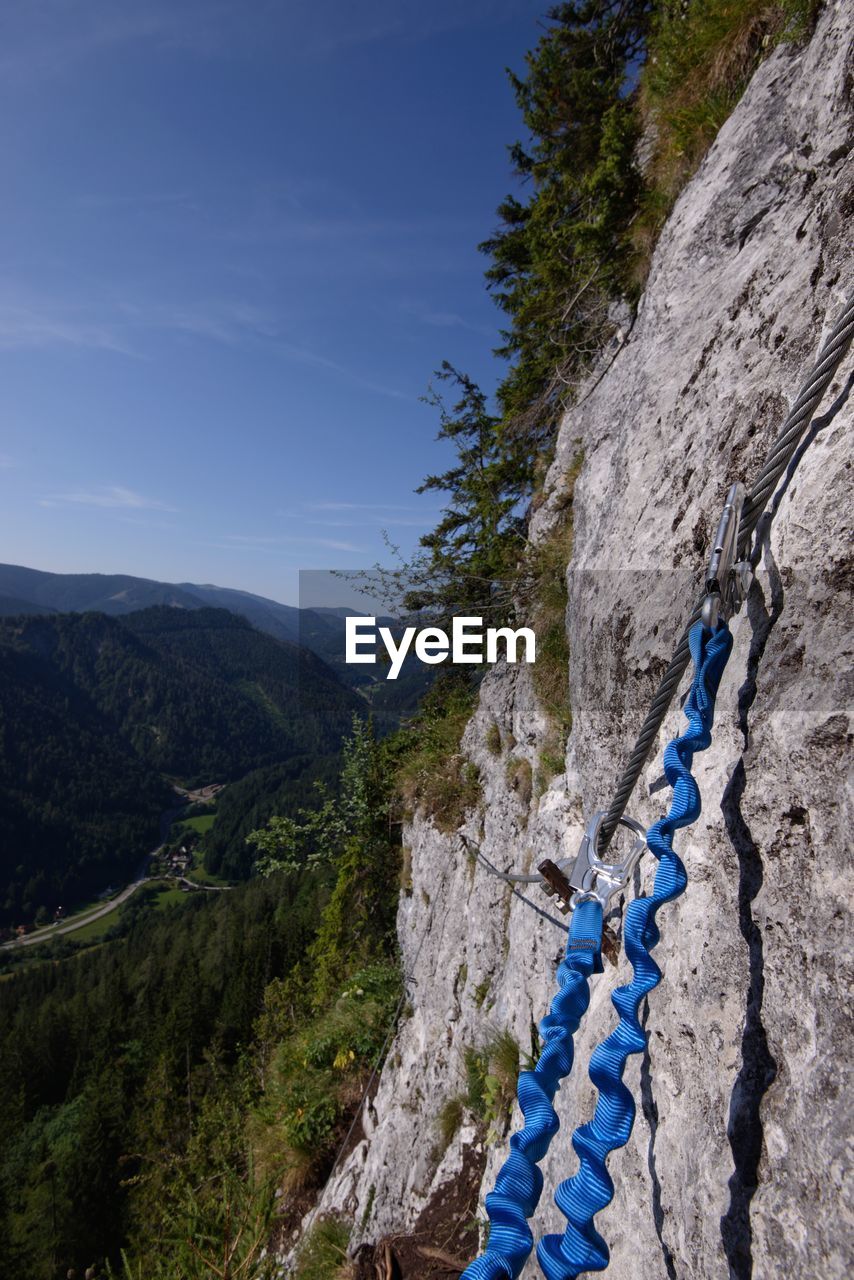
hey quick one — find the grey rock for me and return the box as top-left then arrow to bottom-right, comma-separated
285,6 -> 853,1276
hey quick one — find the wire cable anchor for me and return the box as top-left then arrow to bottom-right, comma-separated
540,811 -> 648,915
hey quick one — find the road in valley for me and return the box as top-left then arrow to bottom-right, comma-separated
1,801 -> 231,952
3,875 -> 151,949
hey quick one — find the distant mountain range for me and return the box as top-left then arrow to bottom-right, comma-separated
0,562 -> 433,715
0,562 -> 394,689
0,560 -> 309,641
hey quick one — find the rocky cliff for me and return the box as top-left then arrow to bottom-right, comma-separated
291,5 -> 853,1276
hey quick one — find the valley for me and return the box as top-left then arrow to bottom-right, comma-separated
0,603 -> 362,929
1,795 -> 233,951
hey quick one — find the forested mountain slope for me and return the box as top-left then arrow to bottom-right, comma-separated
0,873 -> 328,1278
0,607 -> 359,923
0,563 -> 430,718
0,718 -> 402,1280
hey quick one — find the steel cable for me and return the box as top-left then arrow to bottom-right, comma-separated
738,289 -> 854,551
596,287 -> 854,853
540,622 -> 734,1277
468,288 -> 853,878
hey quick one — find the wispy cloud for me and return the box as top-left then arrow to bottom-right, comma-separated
0,287 -> 411,400
306,501 -> 421,512
74,190 -> 198,212
218,535 -> 285,546
398,302 -> 496,337
215,533 -> 366,554
0,2 -> 231,88
0,283 -> 282,355
135,299 -> 281,344
272,340 -> 411,401
40,485 -> 178,512
0,300 -> 138,355
306,517 -> 431,528
292,500 -> 439,529
268,0 -> 531,59
120,516 -> 179,532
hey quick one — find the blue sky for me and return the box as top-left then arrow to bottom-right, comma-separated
0,0 -> 544,604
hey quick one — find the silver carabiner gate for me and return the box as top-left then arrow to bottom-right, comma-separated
537,812 -> 648,915
566,810 -> 648,913
701,481 -> 752,629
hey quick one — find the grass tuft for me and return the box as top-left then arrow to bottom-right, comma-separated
463,1027 -> 521,1137
435,1095 -> 466,1151
396,675 -> 482,832
506,757 -> 533,811
634,0 -> 819,261
294,1216 -> 354,1280
516,452 -> 583,781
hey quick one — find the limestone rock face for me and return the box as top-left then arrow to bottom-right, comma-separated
290,6 -> 853,1276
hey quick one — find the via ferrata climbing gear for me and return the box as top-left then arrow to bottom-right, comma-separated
538,621 -> 732,1280
463,620 -> 732,1280
463,286 -> 854,1279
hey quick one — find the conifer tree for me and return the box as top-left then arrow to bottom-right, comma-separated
482,0 -> 651,433
401,362 -> 527,623
407,5 -> 651,623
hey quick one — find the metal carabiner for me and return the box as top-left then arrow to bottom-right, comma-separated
701,481 -> 752,629
564,810 -> 648,913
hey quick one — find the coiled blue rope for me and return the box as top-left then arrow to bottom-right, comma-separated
538,620 -> 733,1279
462,898 -> 604,1279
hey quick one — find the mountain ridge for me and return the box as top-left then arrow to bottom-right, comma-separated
0,561 -> 302,636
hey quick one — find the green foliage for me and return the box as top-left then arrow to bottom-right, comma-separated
463,1046 -> 488,1116
396,672 -> 481,832
482,0 -> 652,434
435,1095 -> 466,1152
0,607 -> 359,925
473,978 -> 491,1009
1,769 -> 402,1272
505,757 -> 533,811
0,625 -> 170,926
253,962 -> 402,1177
408,3 -> 814,644
113,1162 -> 278,1280
519,452 -> 584,770
247,809 -> 327,877
293,1216 -> 352,1280
536,744 -> 567,794
179,812 -> 216,835
404,363 -> 528,622
463,1028 -> 521,1137
202,755 -> 340,882
401,6 -> 649,638
305,722 -> 401,1007
0,871 -> 324,1277
246,716 -> 378,881
485,722 -> 502,756
243,729 -> 404,1196
637,0 -> 819,243
360,1184 -> 377,1230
